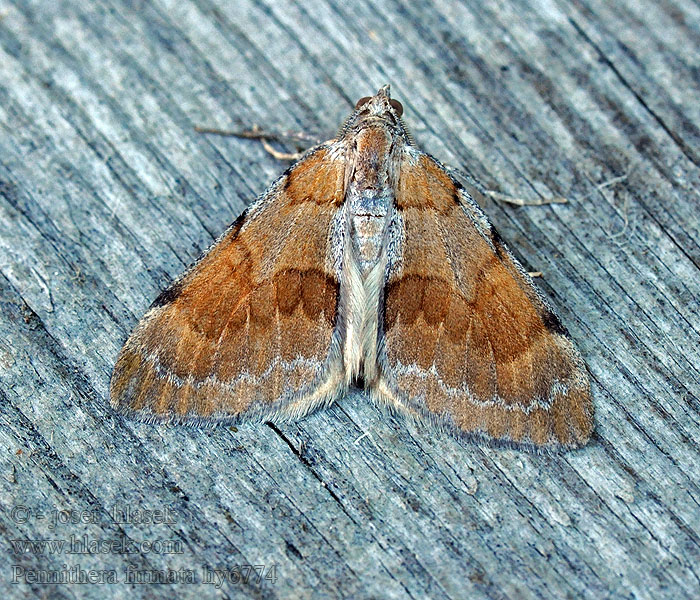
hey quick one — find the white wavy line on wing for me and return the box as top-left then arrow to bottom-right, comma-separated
388,359 -> 571,413
144,352 -> 325,393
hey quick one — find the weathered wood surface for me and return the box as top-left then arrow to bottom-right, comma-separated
1,0 -> 699,598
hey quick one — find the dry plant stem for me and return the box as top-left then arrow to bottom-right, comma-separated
485,190 -> 568,206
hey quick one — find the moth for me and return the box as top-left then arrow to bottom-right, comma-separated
111,85 -> 593,449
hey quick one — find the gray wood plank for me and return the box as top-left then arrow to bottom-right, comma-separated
0,0 -> 698,598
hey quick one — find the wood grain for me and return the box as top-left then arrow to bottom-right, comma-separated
0,0 -> 698,598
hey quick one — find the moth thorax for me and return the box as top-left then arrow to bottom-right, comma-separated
348,191 -> 390,274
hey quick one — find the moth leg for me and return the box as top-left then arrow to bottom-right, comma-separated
445,165 -> 567,205
194,124 -> 320,161
260,141 -> 303,161
475,169 -> 631,207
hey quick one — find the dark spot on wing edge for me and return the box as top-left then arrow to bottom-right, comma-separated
228,208 -> 248,239
150,208 -> 249,309
150,280 -> 184,309
541,309 -> 570,337
490,225 -> 507,259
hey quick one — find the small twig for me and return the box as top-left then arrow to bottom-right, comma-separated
354,432 -> 370,444
574,172 -> 630,203
606,193 -> 630,240
31,267 -> 54,313
353,430 -> 380,452
585,167 -> 634,242
595,173 -> 628,192
69,264 -> 86,285
485,190 -> 567,206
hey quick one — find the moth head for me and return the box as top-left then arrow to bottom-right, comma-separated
338,84 -> 414,144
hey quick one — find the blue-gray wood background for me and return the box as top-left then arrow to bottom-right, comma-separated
1,0 -> 698,598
